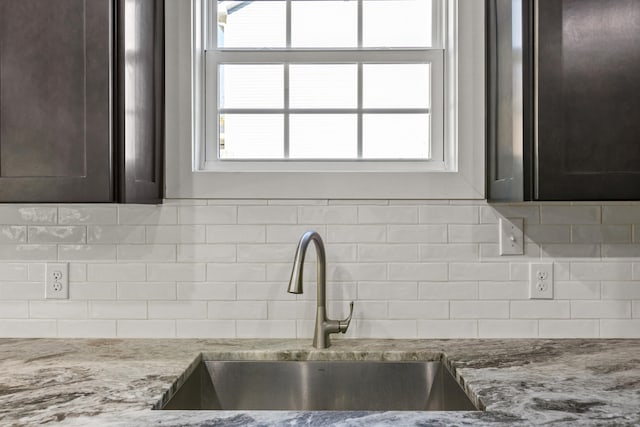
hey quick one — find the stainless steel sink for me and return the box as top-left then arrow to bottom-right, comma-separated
157,359 -> 479,411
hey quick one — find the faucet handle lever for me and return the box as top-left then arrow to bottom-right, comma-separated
338,301 -> 354,333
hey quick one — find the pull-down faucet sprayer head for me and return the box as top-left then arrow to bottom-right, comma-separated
287,240 -> 307,294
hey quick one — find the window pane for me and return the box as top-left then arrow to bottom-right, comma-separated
219,65 -> 283,109
292,1 -> 357,48
363,64 -> 430,108
363,0 -> 433,47
220,114 -> 284,159
218,1 -> 286,48
290,115 -> 357,158
289,65 -> 357,108
363,114 -> 430,159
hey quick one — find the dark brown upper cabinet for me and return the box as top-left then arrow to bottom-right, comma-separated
0,0 -> 163,203
487,0 -> 640,201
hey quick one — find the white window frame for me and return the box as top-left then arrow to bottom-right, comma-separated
165,0 -> 485,199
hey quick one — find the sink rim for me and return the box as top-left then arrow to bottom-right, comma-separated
153,351 -> 485,412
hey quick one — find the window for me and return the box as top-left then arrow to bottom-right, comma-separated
165,0 -> 485,199
209,0 -> 443,163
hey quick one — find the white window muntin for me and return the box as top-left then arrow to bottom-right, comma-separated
203,0 -> 446,172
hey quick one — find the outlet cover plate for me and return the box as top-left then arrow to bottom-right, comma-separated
499,217 -> 524,256
46,263 -> 69,299
529,262 -> 553,299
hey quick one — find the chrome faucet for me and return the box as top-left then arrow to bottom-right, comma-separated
288,231 -> 354,349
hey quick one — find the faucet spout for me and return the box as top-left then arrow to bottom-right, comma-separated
287,231 -> 353,349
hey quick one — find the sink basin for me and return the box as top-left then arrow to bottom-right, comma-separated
157,359 -> 479,411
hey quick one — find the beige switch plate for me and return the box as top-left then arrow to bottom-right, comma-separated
499,217 -> 524,256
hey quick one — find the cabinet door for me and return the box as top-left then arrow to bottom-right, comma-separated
537,0 -> 640,200
0,0 -> 112,202
117,0 -> 164,204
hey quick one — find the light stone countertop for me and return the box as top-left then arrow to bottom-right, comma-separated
0,338 -> 639,426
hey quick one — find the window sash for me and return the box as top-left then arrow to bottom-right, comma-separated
204,49 -> 444,167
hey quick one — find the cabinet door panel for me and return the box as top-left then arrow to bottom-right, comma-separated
537,0 -> 640,200
118,0 -> 164,204
0,0 -> 112,202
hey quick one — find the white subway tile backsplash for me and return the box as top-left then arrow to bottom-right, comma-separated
554,281 -> 600,300
58,245 -> 117,261
116,320 -> 176,338
388,301 -> 448,319
358,244 -> 418,262
355,320 -> 417,339
420,244 -> 479,261
147,263 -> 206,282
481,205 -> 540,224
209,301 -> 267,320
208,263 -> 265,282
327,225 -> 385,243
209,225 -> 265,243
299,206 -> 357,224
0,226 -> 27,243
0,263 -> 28,281
176,320 -> 236,338
236,320 -> 296,338
420,206 -> 478,224
0,244 -> 57,261
0,200 -> 639,338
58,320 -> 116,338
387,225 -> 447,243
147,225 -> 206,244
117,282 -> 177,300
29,301 -> 87,319
118,206 -> 177,225
59,206 -> 117,225
357,282 -> 417,300
572,225 -> 631,243
539,320 -> 599,338
448,225 -> 498,243
0,320 -> 57,337
177,282 -> 235,300
600,319 -> 640,338
0,283 -> 43,300
450,301 -> 509,319
510,301 -> 570,319
449,263 -> 509,281
118,245 -> 176,262
571,301 -> 631,319
177,244 -> 235,263
419,282 -> 478,300
571,262 -> 632,281
478,281 -> 528,300
358,206 -> 418,224
237,206 -> 296,224
88,263 -> 146,282
88,226 -> 146,244
178,206 -> 237,224
418,320 -> 478,338
478,320 -> 538,338
602,282 -> 640,300
541,206 -> 601,224
0,207 -> 56,225
70,282 -> 117,300
524,225 -> 571,243
603,206 -> 640,224
148,301 -> 207,319
89,301 -> 147,319
0,301 -> 28,318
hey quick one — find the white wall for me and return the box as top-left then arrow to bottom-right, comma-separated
0,199 -> 638,338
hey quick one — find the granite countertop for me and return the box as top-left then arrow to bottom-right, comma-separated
0,339 -> 639,426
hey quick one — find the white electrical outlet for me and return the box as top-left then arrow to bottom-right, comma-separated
46,263 -> 69,299
529,262 -> 553,299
